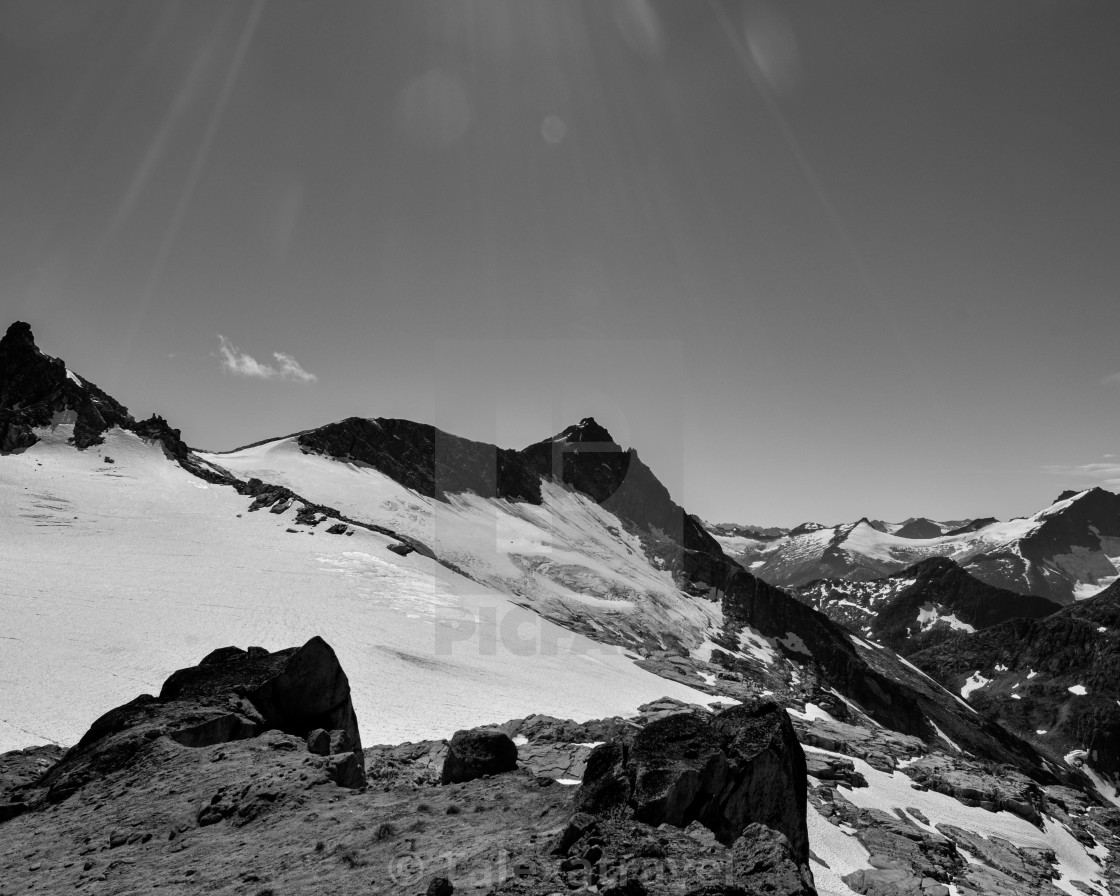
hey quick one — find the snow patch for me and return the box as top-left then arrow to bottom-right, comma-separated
961,672 -> 991,699
916,603 -> 976,633
776,631 -> 811,656
804,745 -> 1109,896
931,722 -> 963,753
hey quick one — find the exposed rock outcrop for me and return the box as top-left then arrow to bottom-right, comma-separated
30,636 -> 364,804
894,518 -> 943,539
0,321 -> 132,451
297,417 -> 542,503
576,701 -> 809,865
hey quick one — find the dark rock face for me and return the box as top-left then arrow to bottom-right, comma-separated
911,580 -> 1120,778
297,417 -> 542,504
0,321 -> 132,450
520,418 -> 722,559
730,823 -> 816,896
894,518 -> 943,539
0,322 -> 221,480
1010,487 -> 1120,602
440,727 -> 519,784
943,518 -> 997,536
31,637 -> 364,803
576,702 -> 809,864
872,559 -> 1059,654
239,637 -> 362,755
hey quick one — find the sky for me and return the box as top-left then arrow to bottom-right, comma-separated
2,0 -> 1119,528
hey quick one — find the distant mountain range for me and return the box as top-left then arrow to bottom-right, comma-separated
712,492 -> 1120,604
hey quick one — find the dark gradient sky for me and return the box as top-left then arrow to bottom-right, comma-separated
3,0 -> 1119,527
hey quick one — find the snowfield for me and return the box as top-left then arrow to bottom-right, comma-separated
806,745 -> 1112,896
0,427 -> 718,753
199,435 -> 724,647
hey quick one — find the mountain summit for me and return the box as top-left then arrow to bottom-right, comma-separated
548,416 -> 617,445
0,321 -> 131,450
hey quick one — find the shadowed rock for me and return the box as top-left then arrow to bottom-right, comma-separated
31,636 -> 364,803
576,700 -> 809,865
440,727 -> 518,784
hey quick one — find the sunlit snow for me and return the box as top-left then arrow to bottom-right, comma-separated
960,671 -> 990,699
0,428 -> 719,752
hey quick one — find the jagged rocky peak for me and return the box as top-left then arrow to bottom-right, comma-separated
788,521 -> 827,537
549,416 -> 618,447
1,320 -> 36,353
0,320 -> 132,451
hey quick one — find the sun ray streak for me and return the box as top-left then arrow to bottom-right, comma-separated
116,0 -> 268,377
708,0 -> 952,426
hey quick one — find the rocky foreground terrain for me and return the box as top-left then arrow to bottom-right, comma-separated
2,637 -> 1118,896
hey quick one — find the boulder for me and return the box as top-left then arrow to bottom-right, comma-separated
440,728 -> 518,784
425,878 -> 454,896
307,729 -> 331,756
33,636 -> 365,802
576,700 -> 809,864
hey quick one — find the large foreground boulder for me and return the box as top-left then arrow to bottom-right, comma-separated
31,636 -> 364,803
441,727 -> 518,784
576,701 -> 809,864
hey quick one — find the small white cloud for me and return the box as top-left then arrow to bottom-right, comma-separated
272,351 -> 317,383
217,335 -> 317,383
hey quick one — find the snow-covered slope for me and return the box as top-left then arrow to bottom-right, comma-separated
200,435 -> 724,653
0,425 -> 719,753
739,492 -> 1120,603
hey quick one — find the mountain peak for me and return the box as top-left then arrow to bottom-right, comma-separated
551,417 -> 617,446
1,319 -> 132,450
1,320 -> 36,352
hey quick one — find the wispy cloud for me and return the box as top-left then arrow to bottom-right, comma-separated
1102,371 -> 1120,387
217,335 -> 317,383
1041,458 -> 1120,492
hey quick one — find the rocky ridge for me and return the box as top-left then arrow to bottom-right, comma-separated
911,579 -> 1120,792
792,557 -> 1062,655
